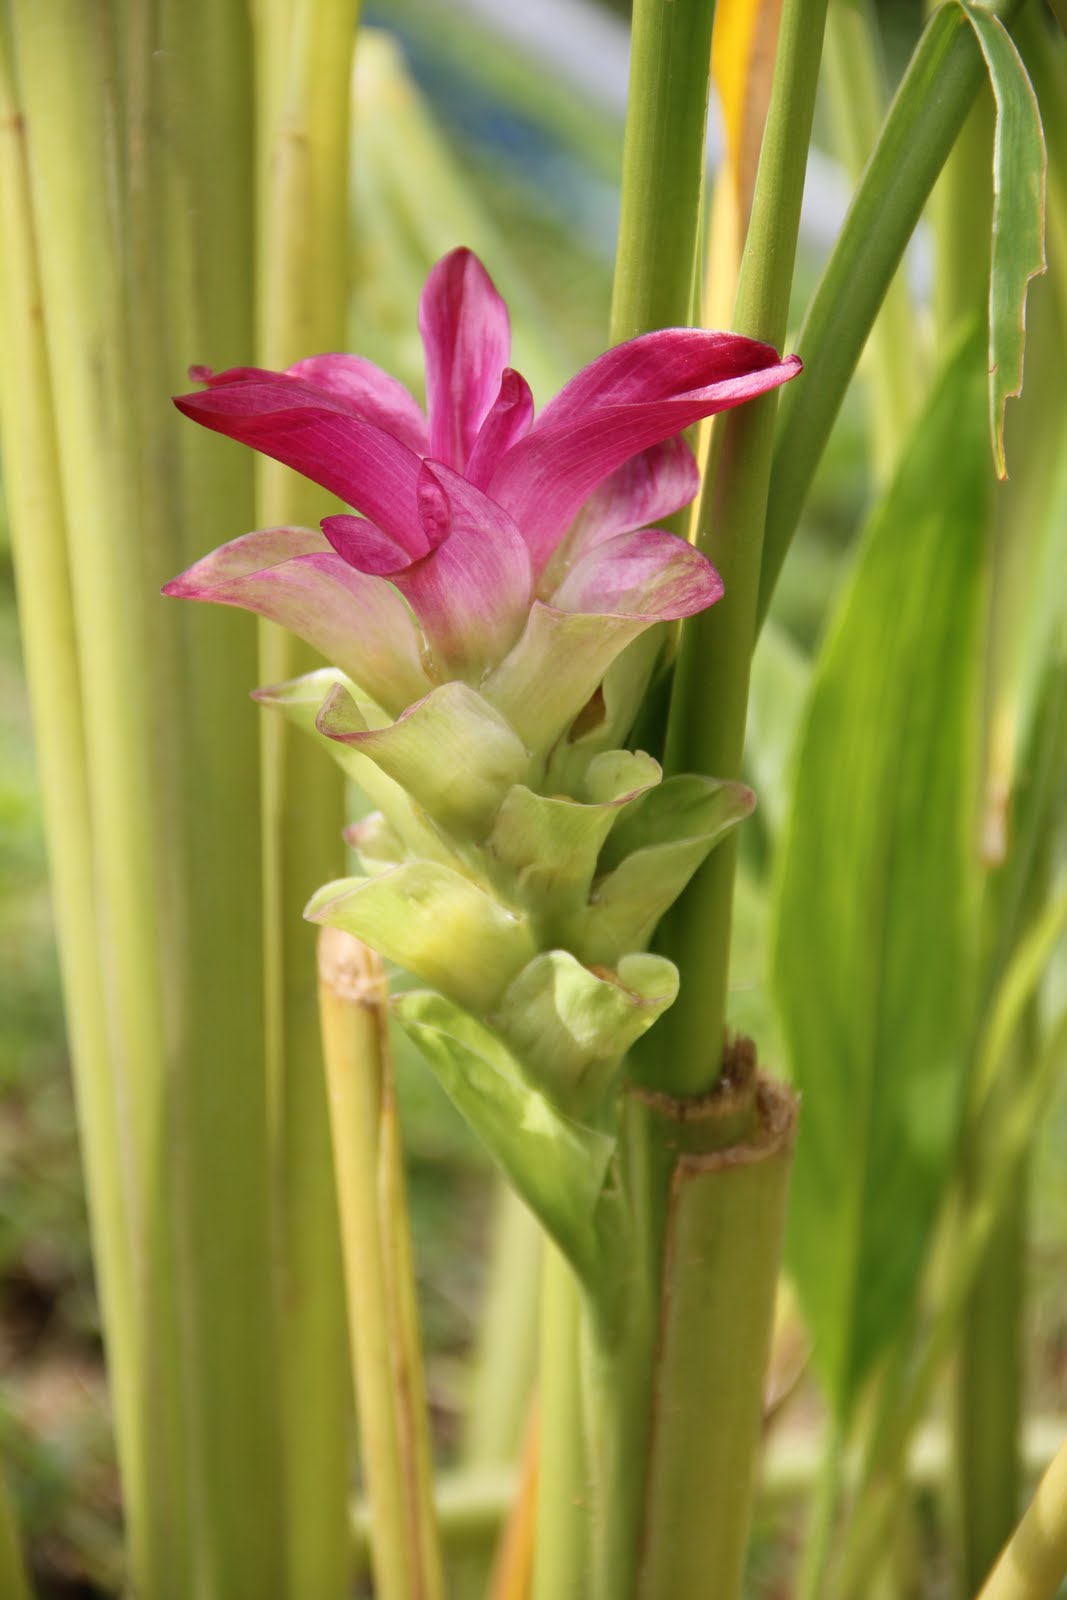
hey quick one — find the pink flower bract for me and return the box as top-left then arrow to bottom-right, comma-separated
166,248 -> 800,715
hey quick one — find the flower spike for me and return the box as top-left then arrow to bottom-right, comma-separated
168,247 -> 802,1140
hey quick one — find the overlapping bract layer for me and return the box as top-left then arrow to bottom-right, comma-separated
269,668 -> 755,1117
166,248 -> 798,1123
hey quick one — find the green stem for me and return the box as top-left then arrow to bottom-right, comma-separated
318,931 -> 445,1600
759,0 -> 1022,628
976,1430 -> 1067,1600
635,1078 -> 796,1599
532,1244 -> 589,1600
5,9 -> 190,1589
0,32 -> 143,1558
582,1048 -> 774,1600
253,4 -> 360,1593
651,0 -> 830,1095
609,0 -> 718,343
124,9 -> 291,1595
822,0 -> 919,482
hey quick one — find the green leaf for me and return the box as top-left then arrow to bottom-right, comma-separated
305,863 -> 536,1014
959,0 -> 1047,477
394,990 -> 618,1281
493,949 -> 679,1115
770,332 -> 989,1420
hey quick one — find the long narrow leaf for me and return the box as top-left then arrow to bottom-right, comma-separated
771,332 -> 988,1417
959,0 -> 1047,476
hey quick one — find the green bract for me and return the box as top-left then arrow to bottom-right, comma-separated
277,668 -> 753,1147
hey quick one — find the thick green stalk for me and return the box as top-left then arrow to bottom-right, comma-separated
532,1244 -> 588,1600
254,4 -> 359,1593
0,1464 -> 30,1600
652,0 -> 830,1095
609,0 -> 718,343
759,0 -> 1022,627
0,32 -> 143,1560
822,0 -> 919,481
122,6 -> 290,1595
635,1078 -> 796,1597
6,9 -> 191,1590
976,1429 -> 1067,1600
581,1049 -> 768,1600
317,930 -> 445,1600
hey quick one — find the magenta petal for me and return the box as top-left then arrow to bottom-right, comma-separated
391,462 -> 533,677
174,378 -> 422,541
322,513 -> 431,575
548,435 -> 701,580
464,368 -> 535,490
163,527 -> 431,714
487,330 -> 802,569
287,354 -> 429,455
419,249 -> 511,472
550,528 -> 724,621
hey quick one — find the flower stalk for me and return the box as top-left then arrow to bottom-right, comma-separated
317,930 -> 445,1600
253,4 -> 359,1589
653,0 -> 830,1094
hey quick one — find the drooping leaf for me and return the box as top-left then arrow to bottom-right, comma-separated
959,0 -> 1047,476
771,332 -> 989,1419
394,990 -> 618,1281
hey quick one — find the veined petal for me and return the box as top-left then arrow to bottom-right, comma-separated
488,329 -> 801,568
321,513 -> 431,574
162,527 -> 431,714
465,368 -> 535,490
390,462 -> 533,678
548,435 -> 701,580
174,376 -> 422,540
286,354 -> 429,454
419,248 -> 510,472
550,528 -> 723,621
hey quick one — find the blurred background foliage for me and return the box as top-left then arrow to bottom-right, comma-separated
1,1 -> 1064,1594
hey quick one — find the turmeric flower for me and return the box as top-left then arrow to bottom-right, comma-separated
166,249 -> 799,739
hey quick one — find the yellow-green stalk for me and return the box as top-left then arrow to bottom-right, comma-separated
253,4 -> 360,1592
976,1429 -> 1067,1600
532,1245 -> 588,1600
122,5 -> 289,1594
317,930 -> 445,1600
0,33 -> 143,1554
5,9 -> 190,1588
